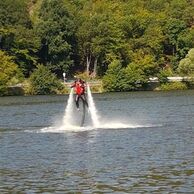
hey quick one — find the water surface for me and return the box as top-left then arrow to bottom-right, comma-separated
0,91 -> 194,193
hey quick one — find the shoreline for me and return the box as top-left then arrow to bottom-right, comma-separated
1,77 -> 194,97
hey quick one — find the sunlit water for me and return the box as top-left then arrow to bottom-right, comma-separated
0,91 -> 194,193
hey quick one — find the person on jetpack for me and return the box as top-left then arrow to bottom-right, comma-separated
71,78 -> 88,110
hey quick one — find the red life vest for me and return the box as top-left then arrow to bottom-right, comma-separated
75,82 -> 83,95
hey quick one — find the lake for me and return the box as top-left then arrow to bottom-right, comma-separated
0,90 -> 194,193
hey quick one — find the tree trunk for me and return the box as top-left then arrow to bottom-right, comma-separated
86,55 -> 91,76
93,57 -> 98,78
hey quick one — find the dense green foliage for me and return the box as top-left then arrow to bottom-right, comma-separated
35,0 -> 76,75
178,48 -> 194,75
157,68 -> 173,84
1,0 -> 194,94
158,82 -> 188,91
103,59 -> 146,91
28,64 -> 64,95
0,51 -> 23,95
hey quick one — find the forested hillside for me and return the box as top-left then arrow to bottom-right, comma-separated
1,0 -> 194,94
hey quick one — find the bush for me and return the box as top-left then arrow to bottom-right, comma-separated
58,86 -> 70,94
74,71 -> 91,81
178,48 -> 194,75
89,83 -> 103,93
102,59 -> 125,92
28,64 -> 64,95
157,68 -> 173,83
157,82 -> 188,91
0,50 -> 23,96
123,63 -> 147,91
103,60 -> 147,92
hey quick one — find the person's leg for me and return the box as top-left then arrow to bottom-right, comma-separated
75,95 -> 80,109
81,94 -> 88,107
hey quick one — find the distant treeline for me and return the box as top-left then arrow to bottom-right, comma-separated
1,0 -> 194,95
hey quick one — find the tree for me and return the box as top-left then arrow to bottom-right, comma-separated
0,27 -> 40,77
122,1 -> 165,71
103,59 -> 147,92
0,51 -> 23,95
131,51 -> 159,77
123,63 -> 147,91
0,28 -> 15,51
103,59 -> 125,92
77,0 -> 125,76
0,0 -> 32,28
29,64 -> 64,95
0,0 -> 40,77
178,48 -> 194,75
12,26 -> 40,77
176,27 -> 194,60
164,18 -> 187,56
35,0 -> 77,76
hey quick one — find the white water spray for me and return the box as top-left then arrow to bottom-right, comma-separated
40,85 -> 153,133
57,84 -> 100,130
63,88 -> 74,126
87,84 -> 100,127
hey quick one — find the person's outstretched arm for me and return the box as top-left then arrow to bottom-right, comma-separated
71,81 -> 76,88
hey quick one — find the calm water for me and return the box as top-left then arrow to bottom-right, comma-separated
0,91 -> 194,193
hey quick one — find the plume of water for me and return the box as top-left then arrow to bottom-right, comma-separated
87,84 -> 100,127
63,88 -> 74,126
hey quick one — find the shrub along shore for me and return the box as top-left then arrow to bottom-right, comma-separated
4,77 -> 194,96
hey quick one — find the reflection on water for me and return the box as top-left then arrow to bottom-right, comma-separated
0,91 -> 194,193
